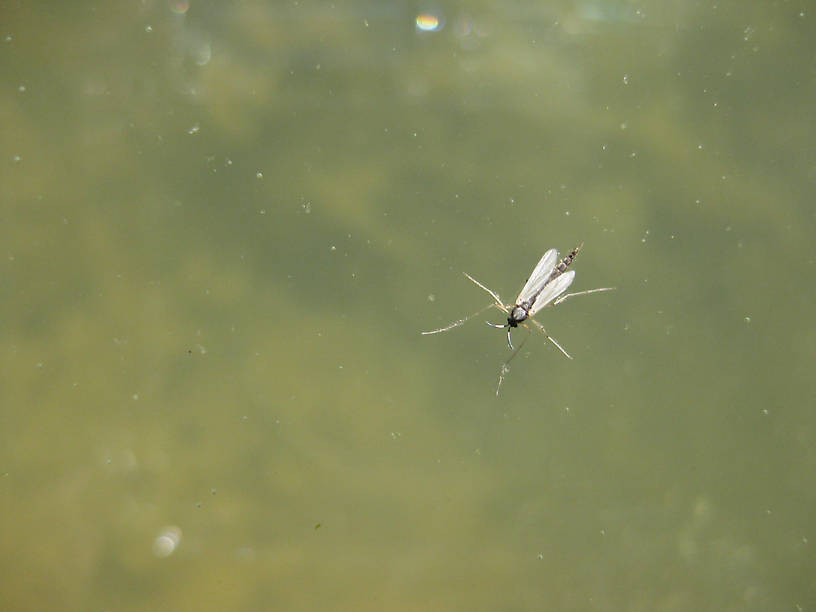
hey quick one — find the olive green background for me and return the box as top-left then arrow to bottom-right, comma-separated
2,1 -> 815,610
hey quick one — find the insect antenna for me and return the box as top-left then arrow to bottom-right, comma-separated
484,321 -> 515,350
496,326 -> 531,396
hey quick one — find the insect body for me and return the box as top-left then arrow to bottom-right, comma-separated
486,243 -> 585,349
422,243 -> 613,394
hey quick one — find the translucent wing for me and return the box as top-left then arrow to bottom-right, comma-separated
516,248 -> 558,304
529,270 -> 575,315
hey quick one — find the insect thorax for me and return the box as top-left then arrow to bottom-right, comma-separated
509,305 -> 528,324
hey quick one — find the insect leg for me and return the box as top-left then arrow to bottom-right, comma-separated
529,318 -> 573,360
463,272 -> 505,309
421,302 -> 496,335
552,286 -> 615,306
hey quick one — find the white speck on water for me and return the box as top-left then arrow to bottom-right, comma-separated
152,526 -> 182,558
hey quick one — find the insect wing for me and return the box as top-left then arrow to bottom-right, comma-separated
516,248 -> 558,304
529,270 -> 575,315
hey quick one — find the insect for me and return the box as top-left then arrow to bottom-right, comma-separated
422,243 -> 614,394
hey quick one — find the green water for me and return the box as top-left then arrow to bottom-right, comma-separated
2,1 -> 815,610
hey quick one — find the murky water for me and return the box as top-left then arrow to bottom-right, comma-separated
2,1 -> 815,610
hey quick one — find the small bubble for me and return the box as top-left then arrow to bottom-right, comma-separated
744,316 -> 751,323
427,294 -> 436,302
152,526 -> 182,558
145,25 -> 153,33
187,124 -> 200,135
17,85 -> 25,93
416,12 -> 444,32
301,201 -> 311,214
622,74 -> 629,85
256,171 -> 263,179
